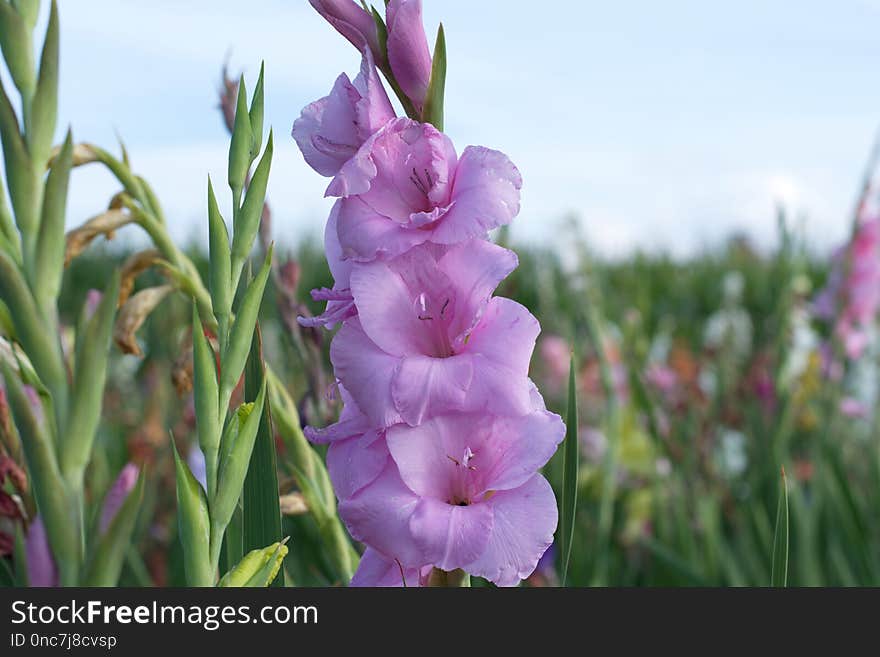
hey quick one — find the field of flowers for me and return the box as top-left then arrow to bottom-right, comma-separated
1,1 -> 879,588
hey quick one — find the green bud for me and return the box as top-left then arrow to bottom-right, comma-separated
207,178 -> 232,320
0,79 -> 37,242
34,127 -> 71,313
11,1 -> 39,31
27,0 -> 59,167
227,76 -> 252,199
230,132 -> 273,287
248,62 -> 265,158
0,2 -> 35,98
218,539 -> 288,587
220,245 -> 273,412
192,305 -> 220,498
62,271 -> 119,485
172,442 -> 214,586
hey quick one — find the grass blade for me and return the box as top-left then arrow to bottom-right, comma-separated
559,354 -> 579,586
770,466 -> 789,587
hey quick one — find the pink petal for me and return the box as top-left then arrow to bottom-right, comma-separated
330,318 -> 403,427
386,414 -> 493,500
350,548 -> 427,587
386,410 -> 563,499
292,73 -> 361,177
432,146 -> 522,244
409,497 -> 493,572
339,461 -> 424,567
464,475 -> 558,587
349,254 -> 432,356
352,51 -> 396,140
391,354 -> 473,425
327,429 -> 388,500
462,298 -> 539,417
438,238 -> 518,338
336,196 -> 430,261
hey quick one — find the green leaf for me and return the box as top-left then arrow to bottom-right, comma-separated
230,132 -> 273,287
26,0 -> 59,167
0,2 -> 35,98
62,271 -> 120,484
242,323 -> 283,585
559,354 -> 579,586
85,472 -> 144,586
421,23 -> 446,130
192,304 -> 220,498
207,177 -> 232,320
220,245 -> 273,412
770,466 -> 789,587
172,441 -> 214,586
227,75 -> 252,200
248,62 -> 265,158
211,379 -> 268,563
34,127 -> 71,312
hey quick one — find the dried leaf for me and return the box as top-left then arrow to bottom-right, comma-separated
113,284 -> 173,356
64,209 -> 132,266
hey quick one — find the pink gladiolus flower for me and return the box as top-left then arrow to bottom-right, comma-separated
327,118 -> 522,261
330,239 -> 535,426
292,53 -> 395,179
386,0 -> 433,113
25,516 -> 58,587
813,216 -> 880,359
308,0 -> 382,64
296,2 -> 563,586
339,406 -> 564,586
99,463 -> 139,535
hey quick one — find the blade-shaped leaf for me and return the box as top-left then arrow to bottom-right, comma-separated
770,466 -> 789,587
559,354 -> 578,586
241,323 -> 283,586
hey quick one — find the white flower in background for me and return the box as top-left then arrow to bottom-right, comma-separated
703,271 -> 753,363
714,428 -> 748,478
779,304 -> 819,392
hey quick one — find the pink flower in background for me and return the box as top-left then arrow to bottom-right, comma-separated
25,516 -> 58,587
644,363 -> 677,395
99,463 -> 139,535
840,396 -> 867,419
386,0 -> 433,113
330,239 -> 534,426
292,52 -> 395,179
813,216 -> 880,359
539,335 -> 570,393
327,118 -> 522,261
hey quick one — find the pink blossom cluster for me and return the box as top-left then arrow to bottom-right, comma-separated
295,1 -> 564,586
813,215 -> 880,359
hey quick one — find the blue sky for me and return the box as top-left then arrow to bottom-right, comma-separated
36,0 -> 880,255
